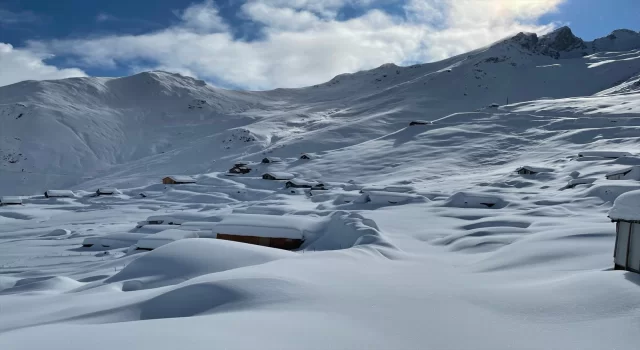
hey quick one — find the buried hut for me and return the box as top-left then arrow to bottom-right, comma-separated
212,214 -> 324,250
300,153 -> 313,160
515,166 -> 553,175
44,190 -> 75,198
162,175 -> 197,185
285,179 -> 325,189
608,190 -> 640,272
0,196 -> 22,206
262,157 -> 282,164
262,172 -> 295,181
96,188 -> 118,196
229,162 -> 251,174
605,166 -> 640,180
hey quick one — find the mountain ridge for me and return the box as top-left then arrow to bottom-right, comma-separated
1,26 -> 640,194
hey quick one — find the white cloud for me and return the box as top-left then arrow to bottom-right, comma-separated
0,43 -> 86,87
96,13 -> 117,22
23,0 -> 565,90
0,9 -> 39,25
177,0 -> 228,33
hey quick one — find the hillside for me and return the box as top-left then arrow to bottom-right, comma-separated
1,27 -> 640,194
2,27 -> 640,350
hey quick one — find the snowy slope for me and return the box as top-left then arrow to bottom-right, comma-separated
2,27 -> 640,194
2,27 -> 640,349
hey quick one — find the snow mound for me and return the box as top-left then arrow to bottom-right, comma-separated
82,233 -> 150,250
105,238 -> 295,290
586,183 -> 640,203
0,276 -> 84,295
304,211 -> 396,252
135,229 -> 199,250
41,229 -> 71,237
562,178 -> 597,189
364,191 -> 427,205
443,192 -> 507,209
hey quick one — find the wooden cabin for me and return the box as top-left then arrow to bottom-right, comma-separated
212,214 -> 324,250
162,176 -> 197,184
217,234 -> 303,250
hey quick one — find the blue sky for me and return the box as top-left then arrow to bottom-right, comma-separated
0,0 -> 638,89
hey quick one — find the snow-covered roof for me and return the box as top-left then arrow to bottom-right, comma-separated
565,178 -> 597,187
262,157 -> 282,162
45,190 -> 75,197
213,214 -> 325,239
165,175 -> 196,183
606,166 -> 636,177
578,151 -> 632,158
609,189 -> 640,221
263,172 -> 295,180
97,188 -> 118,194
0,196 -> 22,204
516,166 -> 554,173
136,229 -> 199,250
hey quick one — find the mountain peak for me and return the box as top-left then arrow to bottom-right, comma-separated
537,26 -> 585,55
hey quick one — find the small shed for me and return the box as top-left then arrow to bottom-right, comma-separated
608,190 -> 640,272
515,166 -> 554,175
285,179 -> 324,189
44,190 -> 75,198
212,214 -> 324,250
605,166 -> 640,180
0,196 -> 22,206
162,176 -> 197,184
300,153 -> 313,160
262,157 -> 282,164
96,188 -> 118,196
262,172 -> 295,181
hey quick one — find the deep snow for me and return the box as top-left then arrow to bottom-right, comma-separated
2,27 -> 640,349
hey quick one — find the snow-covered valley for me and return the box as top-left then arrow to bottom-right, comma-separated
2,27 -> 640,349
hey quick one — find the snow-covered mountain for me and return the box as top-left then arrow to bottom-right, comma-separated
1,27 -> 639,194
2,28 -> 640,350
